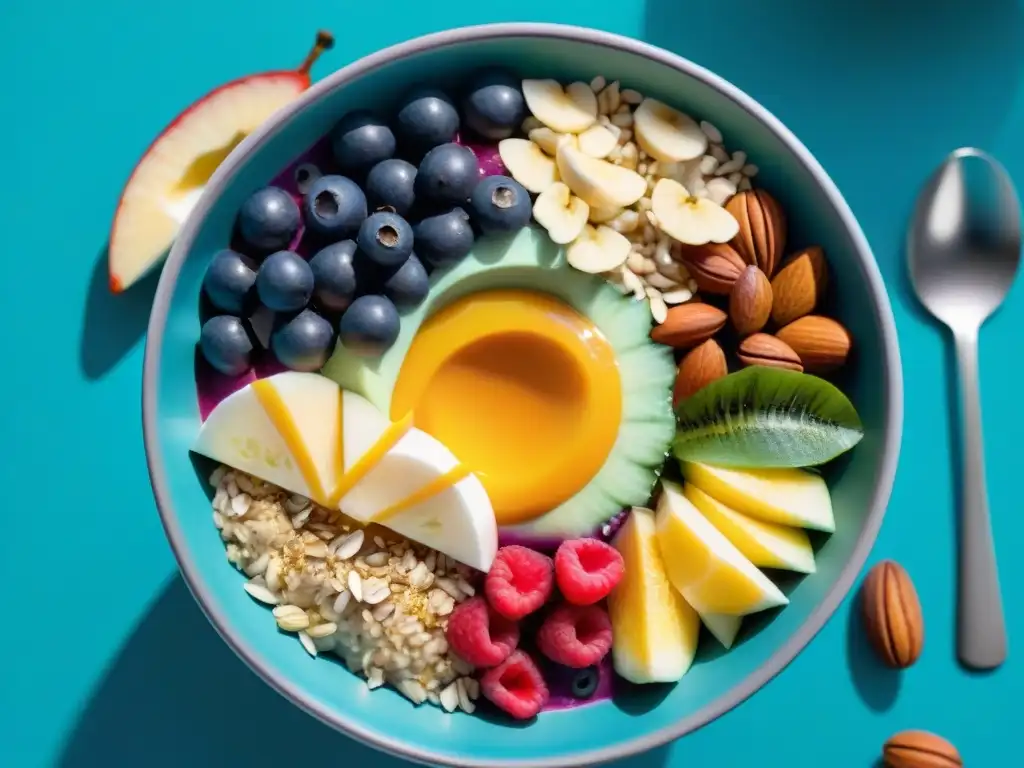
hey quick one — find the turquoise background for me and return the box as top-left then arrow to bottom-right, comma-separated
1,0 -> 1022,765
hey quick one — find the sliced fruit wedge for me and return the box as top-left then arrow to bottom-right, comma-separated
521,79 -> 598,134
655,480 -> 788,616
608,507 -> 700,684
498,138 -> 559,194
651,178 -> 738,245
701,613 -> 742,649
192,372 -> 498,571
193,375 -> 319,500
109,31 -> 333,293
681,462 -> 835,533
533,182 -> 589,245
556,142 -> 647,210
633,98 -> 707,163
683,483 -> 816,573
566,224 -> 631,273
334,423 -> 497,572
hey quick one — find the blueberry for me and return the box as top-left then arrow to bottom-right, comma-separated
382,254 -> 428,309
395,87 -> 459,155
203,249 -> 256,313
468,175 -> 532,234
293,162 -> 322,195
271,309 -> 335,372
365,159 -> 417,217
200,315 -> 253,376
569,666 -> 600,699
309,240 -> 358,313
413,207 -> 475,266
338,295 -> 400,357
330,111 -> 396,177
237,187 -> 301,252
302,175 -> 367,240
256,250 -> 314,312
462,68 -> 525,141
356,211 -> 413,270
415,143 -> 479,206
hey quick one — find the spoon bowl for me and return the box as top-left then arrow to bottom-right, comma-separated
910,148 -> 1021,331
908,147 -> 1021,670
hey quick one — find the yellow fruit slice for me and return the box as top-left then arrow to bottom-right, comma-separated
683,483 -> 816,574
608,507 -> 700,684
701,613 -> 742,649
681,462 -> 835,533
655,480 -> 788,616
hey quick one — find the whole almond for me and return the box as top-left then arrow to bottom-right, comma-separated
650,303 -> 727,349
677,242 -> 746,295
725,189 -> 786,277
673,339 -> 727,405
775,315 -> 852,373
883,730 -> 961,768
737,333 -> 803,371
729,265 -> 773,336
861,560 -> 924,669
771,246 -> 828,326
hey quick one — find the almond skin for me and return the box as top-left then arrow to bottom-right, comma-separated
883,730 -> 961,768
775,315 -> 852,372
861,560 -> 924,669
771,246 -> 828,326
729,265 -> 773,336
677,242 -> 746,295
673,339 -> 727,405
737,333 -> 803,371
650,303 -> 727,349
725,189 -> 786,277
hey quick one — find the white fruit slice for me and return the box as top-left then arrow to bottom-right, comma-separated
578,124 -> 618,159
651,178 -> 739,245
633,98 -> 708,163
655,480 -> 788,616
498,138 -> 558,194
683,483 -> 816,573
193,378 -> 318,500
528,127 -> 572,156
702,613 -> 742,649
556,142 -> 647,210
521,79 -> 598,134
566,224 -> 632,273
336,426 -> 497,571
533,182 -> 590,245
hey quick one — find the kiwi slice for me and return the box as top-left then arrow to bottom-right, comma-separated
672,367 -> 863,468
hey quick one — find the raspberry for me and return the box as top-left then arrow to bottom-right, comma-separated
554,538 -> 625,605
536,603 -> 613,668
480,650 -> 550,720
485,545 -> 554,620
445,596 -> 519,668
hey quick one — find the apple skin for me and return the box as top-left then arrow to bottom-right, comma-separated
108,32 -> 333,294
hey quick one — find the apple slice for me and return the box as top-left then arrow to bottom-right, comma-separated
108,31 -> 334,293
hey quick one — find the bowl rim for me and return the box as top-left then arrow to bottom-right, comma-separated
143,21 -> 904,768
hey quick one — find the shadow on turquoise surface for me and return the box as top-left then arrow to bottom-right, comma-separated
56,578 -> 670,768
80,248 -> 161,381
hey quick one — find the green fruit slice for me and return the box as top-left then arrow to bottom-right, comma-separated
672,367 -> 863,468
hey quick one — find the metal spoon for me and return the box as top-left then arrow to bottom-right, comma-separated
908,147 -> 1020,670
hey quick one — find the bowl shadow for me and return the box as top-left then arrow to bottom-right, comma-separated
57,577 -> 405,768
80,247 -> 162,381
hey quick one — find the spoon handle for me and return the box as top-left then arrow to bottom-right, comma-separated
954,329 -> 1007,670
